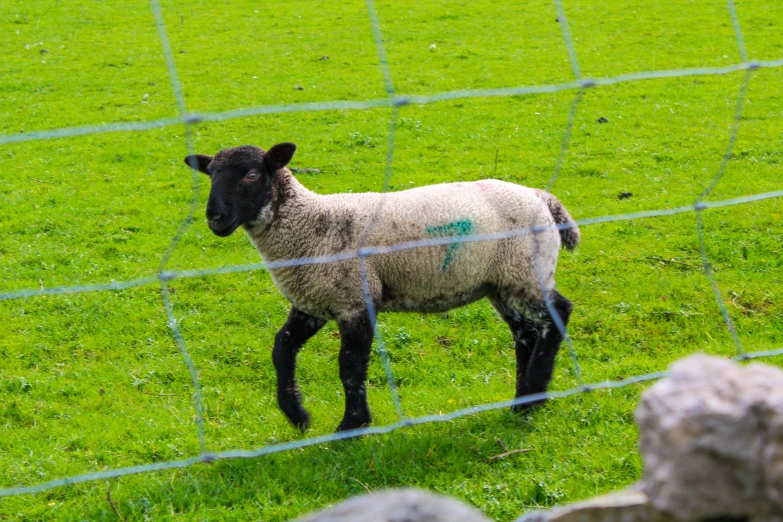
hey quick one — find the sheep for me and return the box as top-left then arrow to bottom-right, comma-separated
184,142 -> 580,432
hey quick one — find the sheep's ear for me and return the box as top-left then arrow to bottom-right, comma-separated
265,142 -> 296,172
184,154 -> 213,175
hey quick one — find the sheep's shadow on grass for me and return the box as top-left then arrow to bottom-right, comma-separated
85,408 -> 558,520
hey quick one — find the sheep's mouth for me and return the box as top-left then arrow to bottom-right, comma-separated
209,219 -> 239,237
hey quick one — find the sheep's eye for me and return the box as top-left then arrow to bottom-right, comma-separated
245,171 -> 259,181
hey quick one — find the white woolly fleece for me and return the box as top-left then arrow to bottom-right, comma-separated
243,172 -> 577,322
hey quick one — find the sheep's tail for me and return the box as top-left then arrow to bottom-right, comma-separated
534,189 -> 581,251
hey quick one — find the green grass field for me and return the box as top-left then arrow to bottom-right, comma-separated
1,0 -> 782,520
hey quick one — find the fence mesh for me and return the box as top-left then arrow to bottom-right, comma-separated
0,0 -> 782,515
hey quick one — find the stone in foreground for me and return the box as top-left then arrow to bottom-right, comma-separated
294,488 -> 491,522
516,486 -> 674,522
638,354 -> 783,521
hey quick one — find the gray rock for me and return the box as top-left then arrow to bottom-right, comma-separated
637,354 -> 783,521
516,486 -> 675,522
294,488 -> 491,522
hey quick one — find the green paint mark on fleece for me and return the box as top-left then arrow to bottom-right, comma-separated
425,219 -> 474,272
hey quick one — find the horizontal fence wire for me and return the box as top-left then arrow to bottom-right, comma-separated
2,190 -> 781,303
5,347 -> 783,499
1,0 -> 782,515
1,60 -> 782,147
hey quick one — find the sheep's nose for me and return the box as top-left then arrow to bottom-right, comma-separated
209,214 -> 225,227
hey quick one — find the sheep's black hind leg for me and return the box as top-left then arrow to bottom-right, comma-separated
491,291 -> 573,412
490,296 -> 541,407
335,311 -> 374,432
517,291 -> 573,412
273,307 -> 326,431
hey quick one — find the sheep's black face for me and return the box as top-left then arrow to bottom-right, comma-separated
184,143 -> 296,237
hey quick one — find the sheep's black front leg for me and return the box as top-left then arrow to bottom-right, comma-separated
336,312 -> 374,432
516,291 -> 573,412
273,307 -> 326,431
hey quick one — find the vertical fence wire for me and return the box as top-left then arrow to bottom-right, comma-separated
546,88 -> 584,192
696,0 -> 754,356
725,0 -> 749,63
365,0 -> 396,97
360,0 -> 405,420
693,1 -> 753,357
150,0 -> 207,451
548,0 -> 585,193
694,69 -> 752,357
545,0 -> 585,381
553,0 -> 582,80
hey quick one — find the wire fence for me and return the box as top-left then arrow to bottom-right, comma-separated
1,0 -> 782,515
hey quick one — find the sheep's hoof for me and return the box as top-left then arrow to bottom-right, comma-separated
511,397 -> 547,414
336,417 -> 372,434
293,417 -> 311,432
284,411 -> 310,432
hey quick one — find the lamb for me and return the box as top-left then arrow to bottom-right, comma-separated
184,142 -> 580,432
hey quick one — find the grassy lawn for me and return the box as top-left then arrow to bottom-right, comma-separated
1,0 -> 781,520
